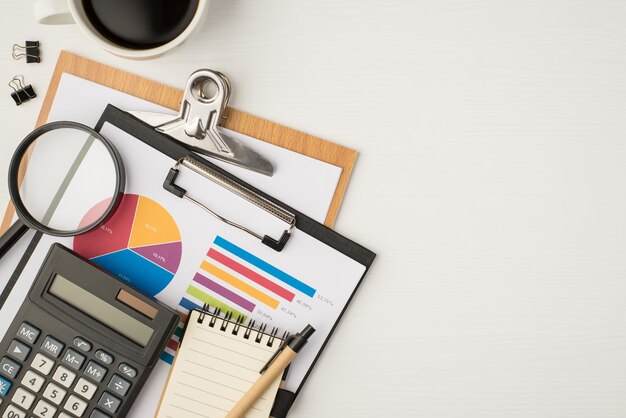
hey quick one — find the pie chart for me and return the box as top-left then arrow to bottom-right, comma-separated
73,194 -> 182,296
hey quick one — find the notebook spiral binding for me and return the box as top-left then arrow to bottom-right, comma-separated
197,302 -> 289,348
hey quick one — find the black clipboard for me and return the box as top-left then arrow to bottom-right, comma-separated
102,105 -> 375,416
1,105 -> 375,417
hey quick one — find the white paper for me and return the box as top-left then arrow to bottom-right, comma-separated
0,123 -> 366,418
46,73 -> 342,224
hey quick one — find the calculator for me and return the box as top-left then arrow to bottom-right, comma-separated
0,244 -> 180,418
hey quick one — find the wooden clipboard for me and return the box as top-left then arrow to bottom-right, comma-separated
1,51 -> 356,233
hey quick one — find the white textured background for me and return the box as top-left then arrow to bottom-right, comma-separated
2,1 -> 626,416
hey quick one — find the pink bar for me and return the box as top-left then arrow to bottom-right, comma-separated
208,248 -> 295,302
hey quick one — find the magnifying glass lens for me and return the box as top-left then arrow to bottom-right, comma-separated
17,126 -> 119,234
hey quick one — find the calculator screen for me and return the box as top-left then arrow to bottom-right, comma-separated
48,274 -> 154,347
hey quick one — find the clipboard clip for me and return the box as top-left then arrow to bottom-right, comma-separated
129,69 -> 275,177
164,155 -> 295,251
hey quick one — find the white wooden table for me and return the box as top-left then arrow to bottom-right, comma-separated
2,1 -> 626,416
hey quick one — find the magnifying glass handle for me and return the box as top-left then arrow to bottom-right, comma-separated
0,220 -> 29,260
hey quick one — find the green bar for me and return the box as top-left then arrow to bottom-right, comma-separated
186,285 -> 247,321
173,326 -> 183,339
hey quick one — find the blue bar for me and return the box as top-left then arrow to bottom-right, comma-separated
160,352 -> 175,365
179,297 -> 201,312
214,236 -> 316,297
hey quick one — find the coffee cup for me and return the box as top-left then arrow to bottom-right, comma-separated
33,0 -> 209,59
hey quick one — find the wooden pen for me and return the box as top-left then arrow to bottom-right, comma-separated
226,324 -> 316,418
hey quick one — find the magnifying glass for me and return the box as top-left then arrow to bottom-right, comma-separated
0,121 -> 125,258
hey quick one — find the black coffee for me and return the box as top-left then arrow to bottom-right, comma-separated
82,0 -> 199,50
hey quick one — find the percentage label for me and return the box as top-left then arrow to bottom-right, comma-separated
153,253 -> 166,262
100,225 -> 113,234
296,299 -> 313,310
280,307 -> 297,318
144,223 -> 157,233
256,309 -> 273,321
316,294 -> 334,307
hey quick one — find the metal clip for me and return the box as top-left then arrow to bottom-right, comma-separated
8,75 -> 36,106
12,41 -> 40,63
130,69 -> 274,176
164,155 -> 295,251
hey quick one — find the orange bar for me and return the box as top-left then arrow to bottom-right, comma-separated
200,261 -> 280,309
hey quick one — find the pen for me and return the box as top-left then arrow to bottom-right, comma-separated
226,324 -> 316,418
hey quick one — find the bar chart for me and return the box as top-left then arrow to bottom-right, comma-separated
161,236 -> 319,364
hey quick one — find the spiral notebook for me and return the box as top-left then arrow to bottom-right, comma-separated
156,306 -> 288,418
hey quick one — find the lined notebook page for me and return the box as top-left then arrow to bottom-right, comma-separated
156,310 -> 283,418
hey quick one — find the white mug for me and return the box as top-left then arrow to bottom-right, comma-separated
33,0 -> 210,59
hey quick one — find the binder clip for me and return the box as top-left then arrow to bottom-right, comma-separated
12,41 -> 41,63
9,75 -> 37,106
129,69 -> 275,176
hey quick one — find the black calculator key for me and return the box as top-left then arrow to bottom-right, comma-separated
89,410 -> 111,418
72,337 -> 92,352
97,392 -> 121,414
118,363 -> 137,379
0,376 -> 12,396
107,374 -> 131,396
0,357 -> 20,379
84,361 -> 107,382
40,336 -> 64,358
7,340 -> 30,362
94,350 -> 113,365
16,322 -> 40,344
62,349 -> 86,370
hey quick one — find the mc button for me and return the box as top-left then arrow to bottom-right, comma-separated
16,322 -> 40,344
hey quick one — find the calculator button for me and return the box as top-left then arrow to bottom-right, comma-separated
83,362 -> 107,383
94,350 -> 113,365
43,382 -> 67,405
97,392 -> 120,414
107,374 -> 131,397
118,363 -> 137,379
21,370 -> 44,392
11,387 -> 36,409
0,357 -> 20,379
31,354 -> 54,375
73,378 -> 97,400
0,376 -> 12,396
2,404 -> 26,418
62,349 -> 86,371
7,340 -> 30,362
33,399 -> 56,417
64,394 -> 88,417
59,413 -> 74,418
40,336 -> 64,358
53,365 -> 76,388
89,410 -> 111,418
72,338 -> 91,352
16,323 -> 40,345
